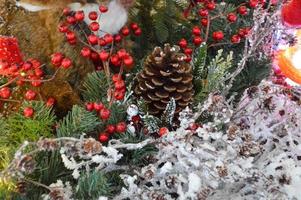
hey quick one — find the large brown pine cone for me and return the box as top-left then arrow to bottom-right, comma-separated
134,44 -> 194,116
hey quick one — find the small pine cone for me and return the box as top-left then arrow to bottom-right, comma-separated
227,124 -> 239,140
16,180 -> 27,195
82,138 -> 102,155
216,166 -> 228,177
134,44 -> 194,116
16,155 -> 35,173
37,138 -> 58,151
239,142 -> 261,157
197,188 -> 211,200
150,191 -> 166,200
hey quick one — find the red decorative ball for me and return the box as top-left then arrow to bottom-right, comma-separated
0,87 -> 11,99
238,6 -> 248,15
25,90 -> 37,101
227,13 -> 237,23
61,58 -> 72,69
100,108 -> 111,120
88,11 -> 98,20
75,10 -> 85,21
198,8 -> 208,17
85,102 -> 94,111
159,127 -> 169,137
231,34 -> 241,44
99,5 -> 108,13
116,122 -> 127,133
192,26 -> 201,36
99,51 -> 110,61
179,39 -> 188,49
89,22 -> 100,31
106,125 -> 116,134
98,133 -> 109,143
212,31 -> 224,41
88,34 -> 98,45
23,107 -> 34,118
46,97 -> 56,107
193,36 -> 203,46
81,47 -> 91,58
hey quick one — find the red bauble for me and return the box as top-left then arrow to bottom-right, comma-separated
89,22 -> 100,31
75,10 -> 85,21
88,34 -> 98,45
93,102 -> 104,111
99,5 -> 108,13
88,11 -> 98,20
193,36 -> 203,46
106,125 -> 116,134
85,102 -> 94,111
227,13 -> 237,23
281,0 -> 301,28
192,26 -> 201,36
98,133 -> 109,143
61,58 -> 72,69
81,47 -> 91,58
179,39 -> 188,49
100,108 -> 111,120
25,90 -> 37,100
23,107 -> 34,118
198,8 -> 208,17
238,6 -> 248,15
231,34 -> 241,44
212,31 -> 224,41
46,97 -> 56,107
0,87 -> 11,99
99,51 -> 109,61
159,127 -> 169,137
116,122 -> 127,133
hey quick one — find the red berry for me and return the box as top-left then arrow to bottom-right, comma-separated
179,39 -> 188,48
66,16 -> 76,24
75,10 -> 85,21
110,55 -> 121,67
61,58 -> 72,69
121,26 -> 130,36
25,90 -> 37,100
93,102 -> 104,111
81,47 -> 91,58
99,51 -> 109,61
184,55 -> 192,63
112,74 -> 121,82
90,52 -> 100,61
63,7 -> 71,16
184,48 -> 193,55
117,49 -> 127,59
100,108 -> 110,120
0,87 -> 11,99
98,133 -> 109,143
193,36 -> 203,46
22,61 -> 33,71
114,34 -> 122,43
99,5 -> 108,12
200,18 -> 208,26
51,52 -> 63,66
31,78 -> 42,87
123,56 -> 134,67
89,22 -> 100,31
66,31 -> 76,41
104,34 -> 114,44
115,80 -> 125,90
206,2 -> 216,10
98,38 -> 107,46
114,90 -> 125,100
130,23 -> 139,30
106,124 -> 116,134
88,11 -> 98,20
238,28 -> 246,37
116,122 -> 127,133
198,8 -> 208,17
238,6 -> 248,15
159,127 -> 169,137
88,34 -> 98,45
46,97 -> 56,107
58,23 -> 69,33
249,0 -> 258,8
227,13 -> 237,23
212,31 -> 224,41
23,107 -> 34,118
188,122 -> 199,131
231,34 -> 241,44
134,28 -> 142,36
35,68 -> 44,77
85,102 -> 94,111
192,26 -> 201,36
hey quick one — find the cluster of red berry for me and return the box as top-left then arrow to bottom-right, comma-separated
51,52 -> 73,69
85,101 -> 126,142
112,74 -> 126,101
